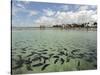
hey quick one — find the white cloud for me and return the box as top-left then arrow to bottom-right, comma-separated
35,16 -> 55,26
60,5 -> 69,11
78,5 -> 97,11
43,8 -> 56,16
17,3 -> 25,9
12,3 -> 25,16
78,5 -> 89,11
76,10 -> 97,23
12,2 -> 97,27
91,14 -> 97,21
90,5 -> 97,9
12,6 -> 20,16
12,3 -> 39,16
23,1 -> 31,5
29,10 -> 38,16
35,9 -> 97,26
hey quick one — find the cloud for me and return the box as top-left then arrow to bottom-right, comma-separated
78,5 -> 97,11
91,14 -> 97,21
60,5 -> 69,11
43,8 -> 56,16
17,3 -> 25,9
78,5 -> 89,11
29,10 -> 38,16
35,9 -> 97,26
35,16 -> 55,26
12,2 -> 25,16
12,5 -> 21,16
12,2 -> 97,27
22,1 -> 31,5
76,10 -> 97,23
12,2 -> 39,16
90,5 -> 97,9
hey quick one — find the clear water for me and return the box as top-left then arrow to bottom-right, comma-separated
12,29 -> 97,74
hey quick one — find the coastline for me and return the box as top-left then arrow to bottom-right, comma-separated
12,27 -> 97,31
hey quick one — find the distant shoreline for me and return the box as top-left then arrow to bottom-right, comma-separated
12,27 -> 97,31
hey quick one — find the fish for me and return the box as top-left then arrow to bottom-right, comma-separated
35,40 -> 37,41
17,55 -> 22,59
77,60 -> 80,70
32,57 -> 41,62
65,52 -> 68,56
77,60 -> 80,67
41,56 -> 49,60
24,58 -> 32,64
63,48 -> 68,51
85,58 -> 93,62
41,64 -> 50,71
88,52 -> 94,56
52,49 -> 56,51
19,41 -> 26,43
26,64 -> 33,71
12,48 -> 17,50
49,53 -> 54,58
60,58 -> 65,64
66,57 -> 70,62
49,48 -> 52,49
91,50 -> 96,52
70,55 -> 76,59
26,52 -> 36,57
42,49 -> 48,51
71,49 -> 80,55
12,51 -> 16,54
53,55 -> 59,58
43,59 -> 46,63
38,50 -> 44,52
93,56 -> 97,60
78,53 -> 85,58
18,55 -> 23,61
21,47 -> 27,51
60,51 -> 65,55
35,51 -> 41,54
26,54 -> 33,57
12,64 -> 23,69
16,60 -> 24,66
13,55 -> 24,69
21,51 -> 26,53
93,64 -> 97,68
40,55 -> 49,63
41,52 -> 47,54
57,53 -> 62,56
12,58 -> 17,62
32,63 -> 44,67
54,58 -> 59,64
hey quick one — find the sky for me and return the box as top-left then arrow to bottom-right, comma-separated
12,1 -> 97,27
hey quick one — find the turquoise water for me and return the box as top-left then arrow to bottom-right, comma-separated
12,29 -> 97,74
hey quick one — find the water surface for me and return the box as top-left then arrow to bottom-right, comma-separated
12,29 -> 97,74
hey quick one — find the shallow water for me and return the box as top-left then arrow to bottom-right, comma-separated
11,29 -> 97,74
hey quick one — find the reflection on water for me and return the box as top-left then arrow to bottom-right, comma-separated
12,29 -> 97,74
